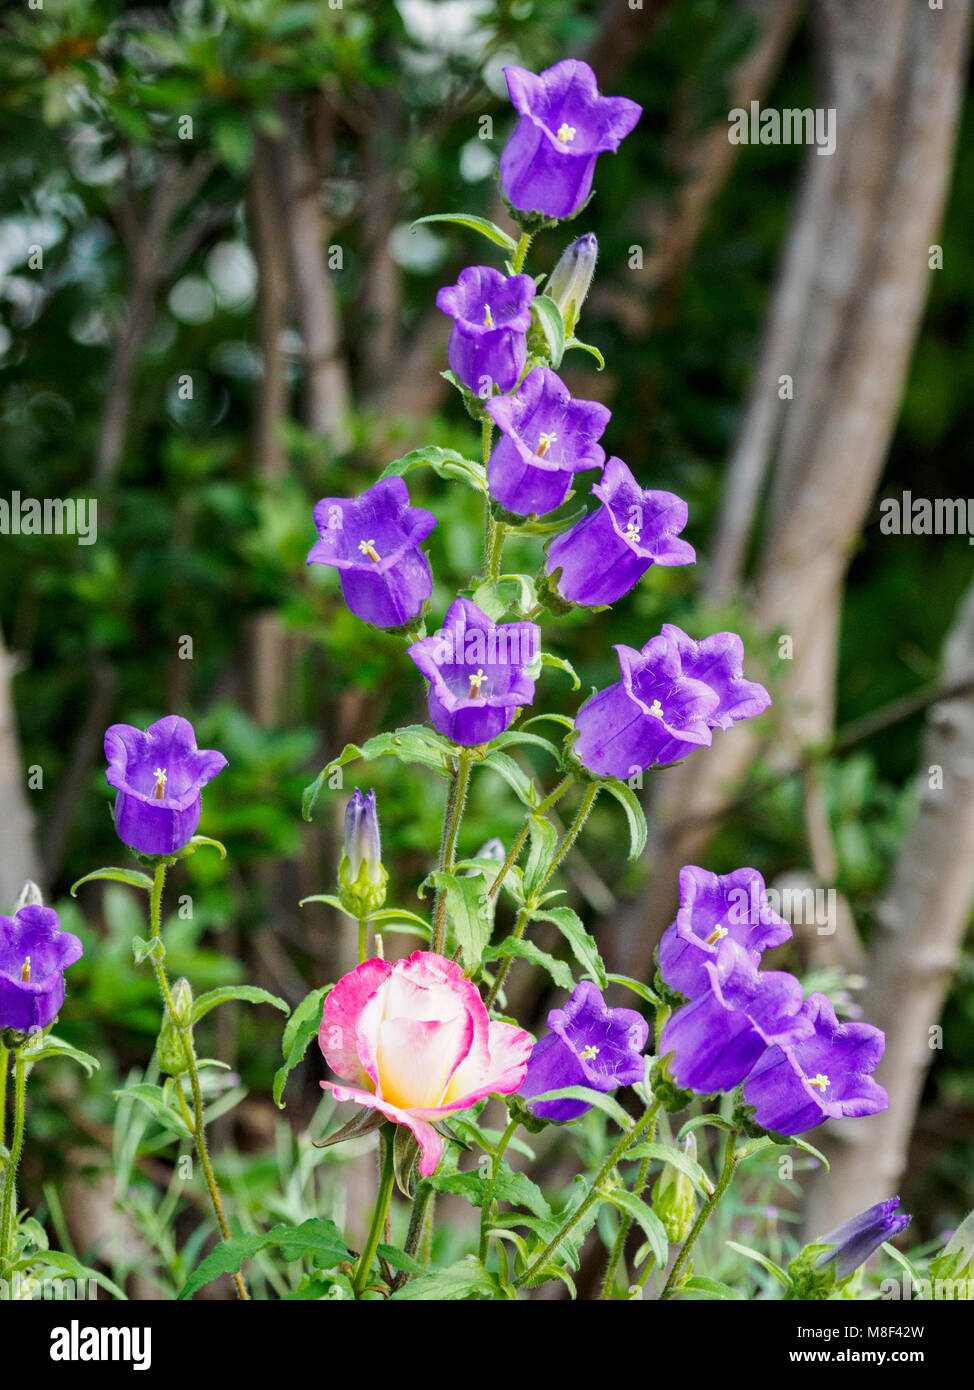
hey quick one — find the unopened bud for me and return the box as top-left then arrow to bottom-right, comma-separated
158,978 -> 194,1076
14,881 -> 44,912
544,233 -> 598,334
651,1132 -> 697,1243
338,789 -> 388,918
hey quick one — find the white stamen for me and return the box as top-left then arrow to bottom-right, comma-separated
557,123 -> 576,144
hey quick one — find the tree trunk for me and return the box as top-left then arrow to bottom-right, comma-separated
0,625 -> 40,908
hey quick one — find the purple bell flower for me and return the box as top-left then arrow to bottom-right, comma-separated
572,633 -> 719,781
545,457 -> 695,607
518,979 -> 649,1121
307,476 -> 437,629
499,60 -> 642,220
484,367 -> 610,517
659,940 -> 809,1095
436,266 -> 535,395
0,905 -> 83,1033
743,992 -> 888,1134
814,1199 -> 911,1281
573,623 -> 771,780
658,865 -> 792,1001
408,597 -> 540,747
105,715 -> 228,857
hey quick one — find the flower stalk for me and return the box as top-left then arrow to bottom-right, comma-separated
0,1049 -> 26,1269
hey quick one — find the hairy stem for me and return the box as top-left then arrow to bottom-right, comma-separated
511,231 -> 533,275
478,1116 -> 519,1265
353,1128 -> 396,1298
659,1128 -> 738,1299
0,1051 -> 27,1269
432,750 -> 473,954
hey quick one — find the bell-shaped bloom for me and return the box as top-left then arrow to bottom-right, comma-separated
545,233 -> 598,332
319,950 -> 532,1176
545,457 -> 694,607
518,979 -> 648,1121
743,992 -> 888,1134
813,1199 -> 911,1281
307,476 -> 436,629
573,624 -> 770,780
338,789 -> 387,918
659,940 -> 808,1095
105,716 -> 227,857
658,865 -> 792,1001
500,60 -> 642,220
436,266 -> 535,394
408,597 -> 540,747
484,367 -> 610,517
572,633 -> 720,781
0,905 -> 83,1033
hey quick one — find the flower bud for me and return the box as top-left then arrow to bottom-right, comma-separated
786,1198 -> 911,1299
158,978 -> 194,1076
651,1133 -> 697,1243
14,881 -> 44,911
544,233 -> 598,334
337,789 -> 388,919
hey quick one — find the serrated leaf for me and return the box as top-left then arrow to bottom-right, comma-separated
113,1082 -> 193,1138
606,973 -> 661,1006
528,906 -> 607,988
424,871 -> 491,973
389,1256 -> 501,1301
602,1188 -> 669,1267
678,1275 -> 745,1300
428,1166 -> 551,1220
487,729 -> 562,763
190,985 -> 290,1026
600,781 -> 647,860
379,444 -> 488,493
20,1035 -> 100,1076
303,726 -> 455,819
179,1220 -> 348,1299
528,1085 -> 633,1130
521,814 -> 558,901
625,1141 -> 714,1197
275,985 -> 329,1108
480,750 -> 537,807
530,294 -> 566,369
411,212 -> 517,253
71,867 -> 154,896
39,1251 -> 127,1301
482,936 -> 574,990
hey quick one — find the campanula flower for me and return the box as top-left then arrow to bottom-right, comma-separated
545,457 -> 695,607
408,597 -> 540,746
814,1199 -> 911,1281
436,266 -> 535,394
104,716 -> 227,857
545,233 -> 598,332
743,992 -> 888,1134
307,477 -> 437,629
572,624 -> 770,780
658,865 -> 792,1001
0,905 -> 83,1034
338,789 -> 388,918
484,367 -> 610,517
659,940 -> 808,1095
517,979 -> 648,1121
499,60 -> 642,220
319,950 -> 532,1176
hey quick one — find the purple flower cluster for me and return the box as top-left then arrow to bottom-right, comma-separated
658,866 -> 889,1134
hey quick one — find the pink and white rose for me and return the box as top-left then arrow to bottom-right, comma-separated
319,950 -> 533,1176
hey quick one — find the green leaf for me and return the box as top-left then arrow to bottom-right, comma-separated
379,445 -> 487,493
377,1245 -> 425,1274
782,1135 -> 830,1172
303,726 -> 455,818
39,1250 -> 127,1301
625,1142 -> 714,1197
179,1220 -> 348,1300
190,985 -> 290,1026
528,1086 -> 633,1131
20,1035 -> 100,1077
132,935 -> 165,964
410,212 -> 517,254
71,867 -> 154,896
389,1255 -> 501,1301
881,1242 -> 923,1288
678,1275 -> 745,1300
540,652 -> 580,690
182,835 -> 228,859
606,973 -> 661,1007
522,814 -> 558,901
482,936 -> 574,990
600,781 -> 647,860
480,750 -> 537,807
564,335 -> 605,369
274,986 -> 329,1108
725,1240 -> 790,1286
423,871 -> 491,973
602,1188 -> 669,1267
487,729 -> 562,763
677,1114 -> 737,1141
530,294 -> 566,369
113,1083 -> 193,1139
428,1165 -> 551,1220
471,573 -> 537,621
528,907 -> 607,989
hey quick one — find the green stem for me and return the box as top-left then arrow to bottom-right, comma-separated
357,917 -> 370,963
600,1147 -> 655,1300
392,1179 -> 433,1292
486,520 -> 507,582
0,1043 -> 8,1154
535,782 -> 600,897
484,905 -> 530,1011
478,1116 -> 519,1264
432,749 -> 473,954
659,1127 -> 739,1299
486,776 -> 573,907
0,1051 -> 27,1269
148,863 -> 249,1300
511,231 -> 533,275
514,1099 -> 661,1289
353,1127 -> 396,1298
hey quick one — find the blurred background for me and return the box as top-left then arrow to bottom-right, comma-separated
1,0 -> 973,1298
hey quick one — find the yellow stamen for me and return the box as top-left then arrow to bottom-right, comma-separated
153,768 -> 167,800
468,668 -> 486,699
704,925 -> 728,947
648,699 -> 663,718
808,1073 -> 830,1092
484,304 -> 494,329
579,1044 -> 599,1061
21,957 -> 31,983
537,431 -> 557,458
357,538 -> 381,563
557,123 -> 576,144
